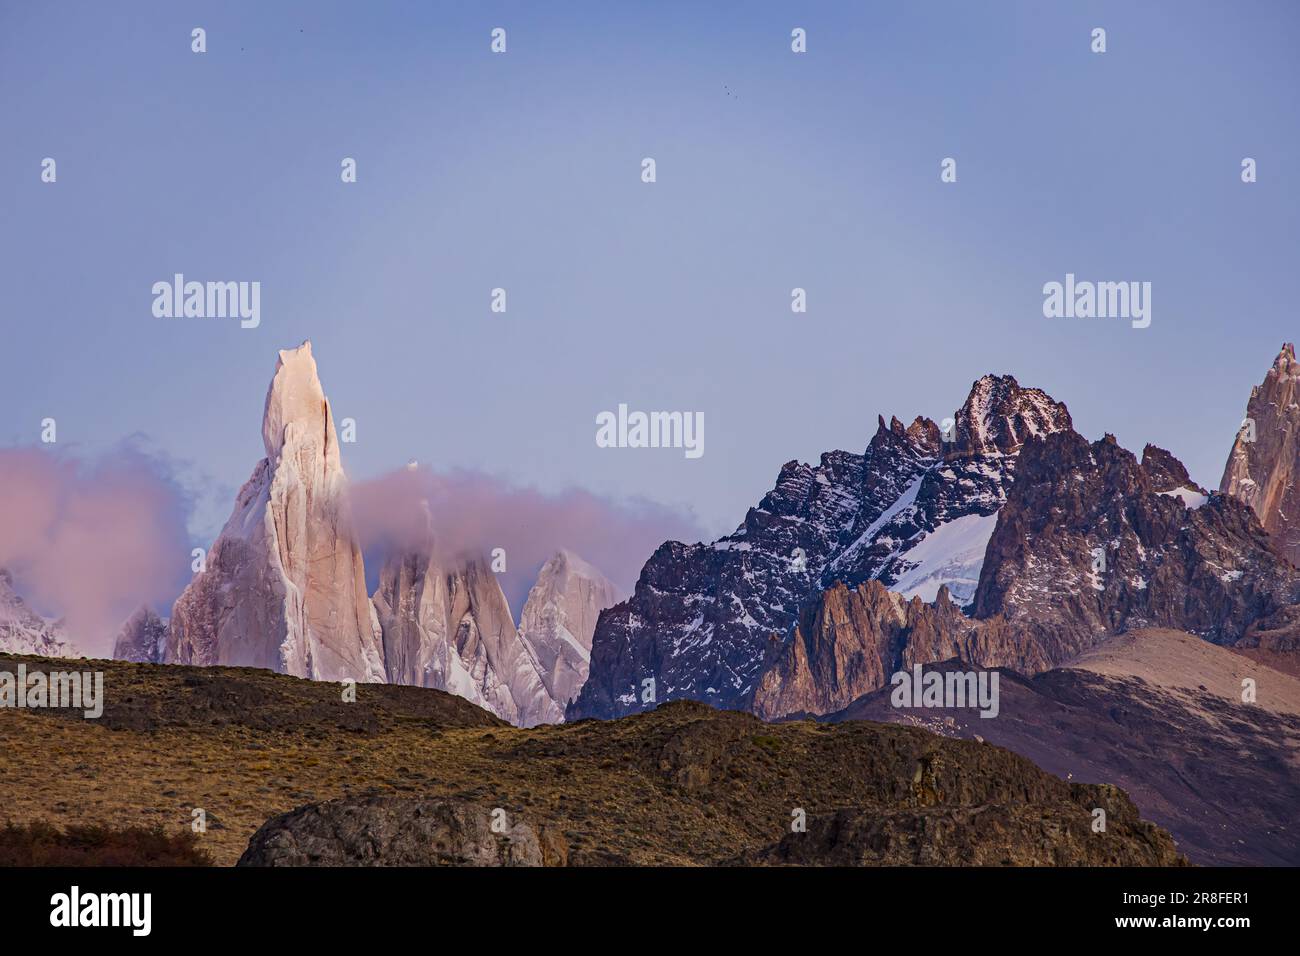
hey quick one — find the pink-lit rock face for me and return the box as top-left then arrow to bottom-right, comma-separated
373,551 -> 529,722
166,341 -> 386,682
516,550 -> 619,723
1222,343 -> 1300,566
112,605 -> 166,664
372,548 -> 617,727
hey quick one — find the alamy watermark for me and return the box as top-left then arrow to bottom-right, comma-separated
1043,273 -> 1150,329
152,274 -> 260,329
0,663 -> 103,719
595,404 -> 704,459
890,664 -> 999,719
50,886 -> 150,936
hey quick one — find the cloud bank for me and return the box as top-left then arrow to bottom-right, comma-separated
349,466 -> 706,614
0,446 -> 705,653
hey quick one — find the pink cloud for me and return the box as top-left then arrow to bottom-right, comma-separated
0,446 -> 191,656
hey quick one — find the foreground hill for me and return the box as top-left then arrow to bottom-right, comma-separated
0,653 -> 1180,866
825,629 -> 1300,865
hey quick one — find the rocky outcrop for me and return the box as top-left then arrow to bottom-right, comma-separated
237,796 -> 567,867
753,580 -> 1033,720
1142,442 -> 1201,494
165,341 -> 386,682
755,581 -> 944,719
111,606 -> 166,664
1221,342 -> 1300,565
515,550 -> 618,722
0,570 -> 79,659
739,794 -> 1185,867
569,374 -> 1072,720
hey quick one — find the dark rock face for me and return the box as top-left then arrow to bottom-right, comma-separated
569,449 -> 866,721
1222,342 -> 1300,566
1141,442 -> 1199,493
237,796 -> 567,867
569,374 -> 1071,720
974,430 -> 1300,654
577,349 -> 1300,733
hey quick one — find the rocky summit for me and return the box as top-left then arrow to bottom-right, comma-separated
111,606 -> 166,664
372,550 -> 534,723
165,341 -> 387,683
372,548 -> 614,727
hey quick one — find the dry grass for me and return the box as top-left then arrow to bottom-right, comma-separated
0,820 -> 213,866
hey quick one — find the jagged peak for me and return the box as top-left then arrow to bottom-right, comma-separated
261,340 -> 335,465
951,373 -> 1072,456
870,413 -> 939,457
544,548 -> 610,584
1140,444 -> 1199,494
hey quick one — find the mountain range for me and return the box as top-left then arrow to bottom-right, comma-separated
5,342 -> 1300,743
4,340 -> 1300,864
571,344 -> 1300,722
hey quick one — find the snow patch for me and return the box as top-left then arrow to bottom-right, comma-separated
890,512 -> 999,605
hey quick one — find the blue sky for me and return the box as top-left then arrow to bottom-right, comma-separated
3,0 -> 1298,544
